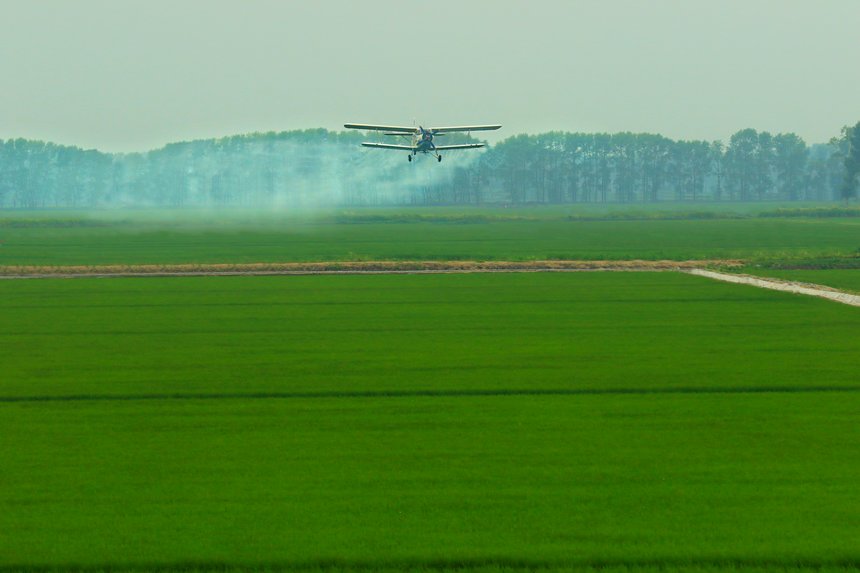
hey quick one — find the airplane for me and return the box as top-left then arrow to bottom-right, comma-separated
344,123 -> 502,162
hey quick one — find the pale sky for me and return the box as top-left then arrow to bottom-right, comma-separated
1,0 -> 858,152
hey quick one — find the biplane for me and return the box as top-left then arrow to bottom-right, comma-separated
344,123 -> 501,162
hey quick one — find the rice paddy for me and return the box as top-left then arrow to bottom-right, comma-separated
1,205 -> 860,266
1,208 -> 858,573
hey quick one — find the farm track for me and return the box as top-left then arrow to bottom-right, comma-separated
0,259 -> 739,278
3,259 -> 858,306
687,269 -> 860,307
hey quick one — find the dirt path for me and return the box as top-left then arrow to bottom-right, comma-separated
0,259 -> 738,279
687,269 -> 860,307
3,260 -> 857,307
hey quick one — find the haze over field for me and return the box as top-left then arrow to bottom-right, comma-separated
1,0 -> 859,152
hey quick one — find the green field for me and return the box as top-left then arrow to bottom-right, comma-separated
1,273 -> 859,399
2,272 -> 859,572
3,393 -> 858,571
3,207 -> 860,572
2,206 -> 860,265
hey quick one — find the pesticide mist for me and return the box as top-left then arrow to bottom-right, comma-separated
0,130 -> 486,210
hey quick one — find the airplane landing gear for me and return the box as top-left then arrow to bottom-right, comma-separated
408,155 -> 412,162
437,155 -> 442,163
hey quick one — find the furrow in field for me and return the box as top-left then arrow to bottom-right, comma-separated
1,556 -> 859,573
2,385 -> 859,404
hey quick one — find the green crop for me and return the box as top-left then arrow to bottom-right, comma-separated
2,273 -> 859,399
2,393 -> 858,571
2,207 -> 860,266
2,273 -> 859,572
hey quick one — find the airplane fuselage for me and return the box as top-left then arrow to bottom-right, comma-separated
412,128 -> 435,155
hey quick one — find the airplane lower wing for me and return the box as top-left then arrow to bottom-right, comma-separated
434,143 -> 486,150
361,143 -> 416,150
346,124 -> 416,133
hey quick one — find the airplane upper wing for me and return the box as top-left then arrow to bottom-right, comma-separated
434,143 -> 486,151
430,125 -> 502,133
345,123 -> 416,133
361,143 -> 416,151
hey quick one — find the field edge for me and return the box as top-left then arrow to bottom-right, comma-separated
0,259 -> 742,278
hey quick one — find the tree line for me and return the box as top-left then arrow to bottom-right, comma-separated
0,124 -> 857,209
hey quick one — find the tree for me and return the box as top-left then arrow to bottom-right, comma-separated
671,140 -> 711,201
772,133 -> 808,201
611,133 -> 639,203
724,129 -> 759,200
754,131 -> 776,199
709,141 -> 726,201
841,121 -> 860,201
0,127 -> 849,208
636,135 -> 670,202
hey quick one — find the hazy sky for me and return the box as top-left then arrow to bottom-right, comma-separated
1,0 -> 858,152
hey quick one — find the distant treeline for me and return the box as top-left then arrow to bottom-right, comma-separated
0,126 -> 856,208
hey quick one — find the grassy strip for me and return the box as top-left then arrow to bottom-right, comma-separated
333,212 -> 542,224
741,257 -> 860,270
0,218 -> 118,229
566,206 -> 860,221
338,206 -> 860,222
333,210 -> 754,223
758,206 -> 860,218
4,204 -> 857,228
